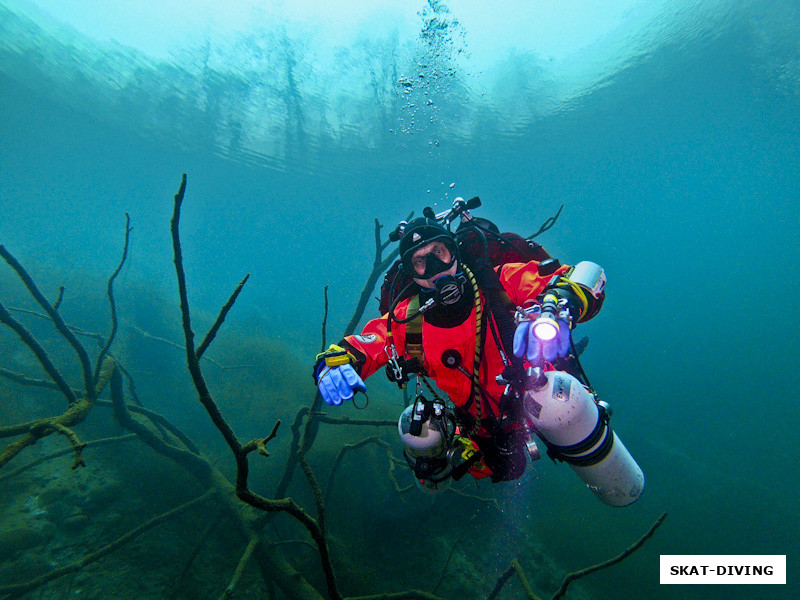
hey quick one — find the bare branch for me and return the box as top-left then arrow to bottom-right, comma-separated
0,434 -> 136,484
321,284 -> 329,351
94,212 -> 133,380
45,422 -> 88,469
0,245 -> 95,401
109,360 -> 212,482
343,215 -> 406,336
433,511 -> 481,595
169,175 -> 342,600
487,559 -> 542,600
0,300 -> 77,404
486,512 -> 669,600
0,355 -> 116,468
169,175 -> 241,454
172,508 -> 224,597
487,563 -> 517,600
6,306 -> 104,343
551,512 -> 668,600
273,406 -> 310,499
196,273 -> 250,360
243,420 -> 282,456
526,204 -> 564,240
53,285 -> 64,310
128,324 -> 248,370
52,286 -> 64,310
316,414 -> 396,427
324,436 -> 391,505
218,535 -> 259,600
94,398 -> 201,455
275,212 -> 411,501
297,412 -> 328,535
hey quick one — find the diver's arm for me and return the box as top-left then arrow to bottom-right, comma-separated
339,313 -> 398,380
501,260 -> 605,324
545,261 -> 606,324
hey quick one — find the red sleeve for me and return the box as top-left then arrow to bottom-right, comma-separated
340,300 -> 410,381
498,261 -> 572,306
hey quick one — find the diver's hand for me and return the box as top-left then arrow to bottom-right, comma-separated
513,316 -> 571,364
313,344 -> 366,406
315,363 -> 366,406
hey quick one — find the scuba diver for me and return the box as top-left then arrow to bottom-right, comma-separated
314,197 -> 644,505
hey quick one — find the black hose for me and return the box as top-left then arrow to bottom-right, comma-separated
387,280 -> 431,327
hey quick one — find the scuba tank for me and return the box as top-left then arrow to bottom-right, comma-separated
522,370 -> 644,506
398,403 -> 453,493
398,396 -> 483,493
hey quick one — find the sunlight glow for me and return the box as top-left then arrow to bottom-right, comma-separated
2,0 -> 734,161
26,0 -> 668,65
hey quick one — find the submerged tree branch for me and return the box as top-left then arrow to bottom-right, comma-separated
277,215 -> 410,502
487,559 -> 540,600
550,512 -> 668,600
108,351 -> 323,600
52,285 -> 65,310
321,284 -> 329,350
0,300 -> 78,405
324,436 -> 393,505
196,273 -> 250,360
0,434 -> 137,484
94,212 -> 132,382
219,534 -> 259,600
169,174 -> 341,600
128,324 -> 250,370
344,212 -> 412,336
6,306 -> 105,344
0,356 -> 116,468
172,508 -> 225,598
243,420 -> 281,457
487,512 -> 669,600
0,245 -> 96,402
0,220 -> 134,470
526,204 -> 563,240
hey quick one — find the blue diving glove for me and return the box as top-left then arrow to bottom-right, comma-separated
513,308 -> 572,365
314,345 -> 367,406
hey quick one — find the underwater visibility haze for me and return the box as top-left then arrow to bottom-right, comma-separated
1,1 -> 798,599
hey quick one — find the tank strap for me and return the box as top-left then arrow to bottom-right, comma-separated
544,404 -> 614,466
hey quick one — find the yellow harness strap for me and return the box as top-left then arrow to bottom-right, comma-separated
404,270 -> 484,436
405,295 -> 424,362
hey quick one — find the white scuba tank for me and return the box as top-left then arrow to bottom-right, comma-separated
523,370 -> 644,506
398,404 -> 454,493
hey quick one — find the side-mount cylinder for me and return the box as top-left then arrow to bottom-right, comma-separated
523,370 -> 644,506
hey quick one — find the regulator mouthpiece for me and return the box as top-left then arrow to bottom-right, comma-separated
433,273 -> 464,305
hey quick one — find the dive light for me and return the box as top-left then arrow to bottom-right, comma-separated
532,292 -> 561,342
